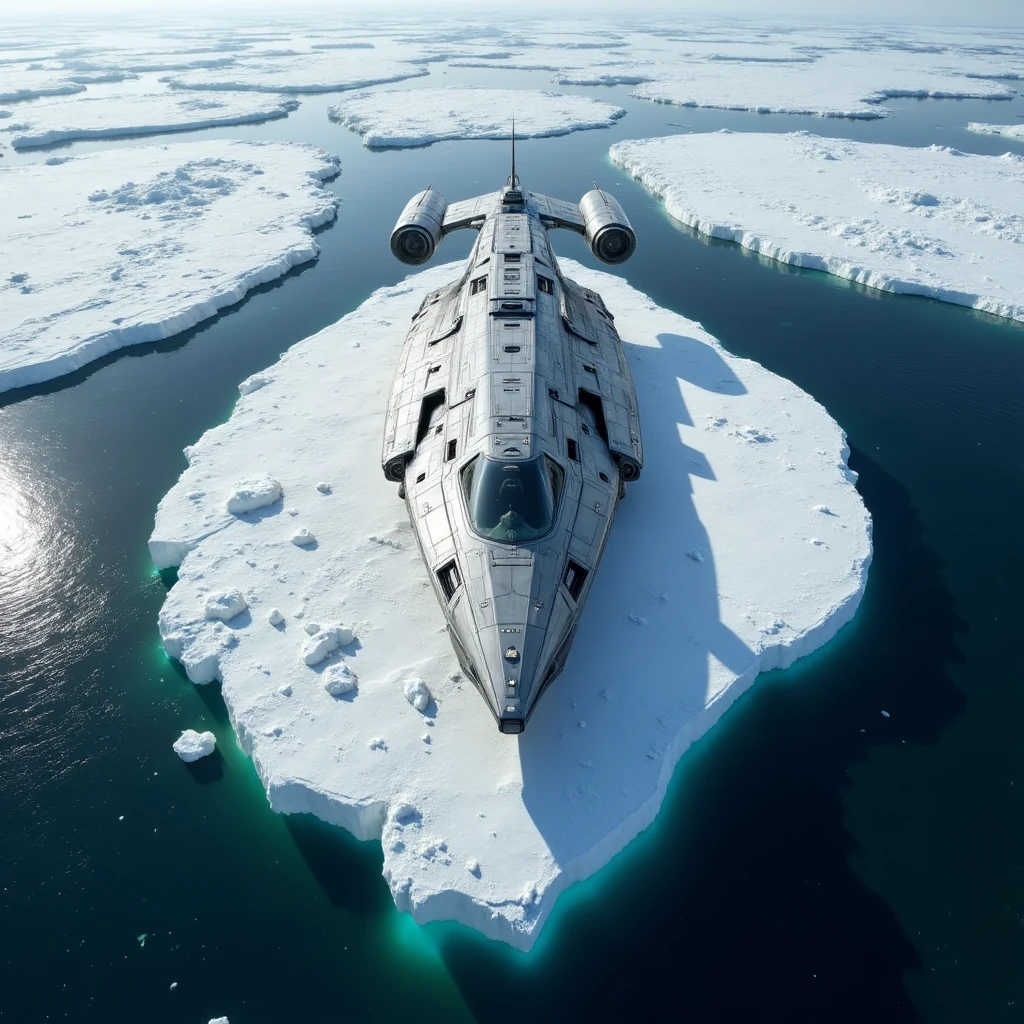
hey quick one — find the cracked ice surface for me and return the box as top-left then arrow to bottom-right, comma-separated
612,132 -> 1024,324
0,140 -> 339,393
6,91 -> 300,149
328,87 -> 624,148
150,260 -> 870,950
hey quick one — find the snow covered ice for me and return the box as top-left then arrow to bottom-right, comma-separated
967,122 -> 1024,142
0,142 -> 339,393
328,88 -> 625,148
6,91 -> 300,149
150,261 -> 870,950
164,50 -> 427,94
173,729 -> 217,762
611,132 -> 1024,324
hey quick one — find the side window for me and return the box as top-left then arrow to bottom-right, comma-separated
537,275 -> 554,295
470,276 -> 487,295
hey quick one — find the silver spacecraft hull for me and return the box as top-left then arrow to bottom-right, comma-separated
382,159 -> 642,733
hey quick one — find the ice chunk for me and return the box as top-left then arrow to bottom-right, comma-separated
323,663 -> 358,697
291,527 -> 316,546
226,476 -> 282,514
239,372 -> 271,396
172,729 -> 216,762
204,589 -> 247,621
404,678 -> 431,713
267,608 -> 284,626
316,481 -> 332,494
300,625 -> 355,667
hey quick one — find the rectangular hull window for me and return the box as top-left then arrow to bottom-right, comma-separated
564,560 -> 589,602
437,559 -> 461,602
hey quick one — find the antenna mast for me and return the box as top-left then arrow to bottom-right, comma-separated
510,119 -> 517,186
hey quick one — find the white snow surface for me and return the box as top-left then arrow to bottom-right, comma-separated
967,122 -> 1024,142
327,88 -> 625,148
173,729 -> 217,762
6,90 -> 300,149
0,141 -> 339,393
150,260 -> 870,950
611,131 -> 1024,323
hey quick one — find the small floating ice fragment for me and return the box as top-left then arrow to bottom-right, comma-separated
172,729 -> 217,762
466,859 -> 481,877
881,709 -> 890,718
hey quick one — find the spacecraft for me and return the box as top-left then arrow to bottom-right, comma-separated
383,134 -> 642,733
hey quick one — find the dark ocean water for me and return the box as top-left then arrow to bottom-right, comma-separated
1,48 -> 1023,1024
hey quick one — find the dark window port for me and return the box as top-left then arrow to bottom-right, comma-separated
415,389 -> 446,446
504,253 -> 521,262
446,439 -> 457,461
578,389 -> 609,444
504,344 -> 521,353
537,275 -> 554,294
470,276 -> 487,295
567,438 -> 578,462
564,560 -> 588,602
415,472 -> 426,483
599,471 -> 609,483
437,559 -> 461,601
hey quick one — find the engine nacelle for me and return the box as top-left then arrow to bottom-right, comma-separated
579,188 -> 636,265
390,188 -> 447,265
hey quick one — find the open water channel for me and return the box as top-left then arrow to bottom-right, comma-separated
1,52 -> 1023,1024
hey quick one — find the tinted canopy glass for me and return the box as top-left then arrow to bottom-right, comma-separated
461,455 -> 563,544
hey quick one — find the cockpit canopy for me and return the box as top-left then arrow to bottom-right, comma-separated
461,455 -> 564,544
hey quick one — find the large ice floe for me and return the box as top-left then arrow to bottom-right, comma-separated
442,23 -> 1024,119
0,140 -> 338,393
328,87 -> 625,148
629,47 -> 1019,119
164,50 -> 427,94
6,90 -> 300,149
612,131 -> 1024,324
151,260 -> 870,950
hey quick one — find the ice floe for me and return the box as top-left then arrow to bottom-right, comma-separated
967,122 -> 1024,142
173,729 -> 217,762
0,141 -> 338,393
327,87 -> 625,148
151,260 -> 870,949
6,90 -> 300,149
611,131 -> 1024,323
630,47 -> 1018,119
164,50 -> 427,94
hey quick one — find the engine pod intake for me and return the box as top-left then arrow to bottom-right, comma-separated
579,188 -> 636,265
390,188 -> 447,265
